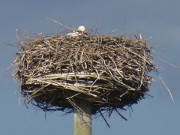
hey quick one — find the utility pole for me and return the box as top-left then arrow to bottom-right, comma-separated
74,101 -> 92,135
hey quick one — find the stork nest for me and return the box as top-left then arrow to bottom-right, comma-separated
12,32 -> 157,115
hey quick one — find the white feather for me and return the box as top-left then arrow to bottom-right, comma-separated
67,31 -> 79,37
78,26 -> 85,32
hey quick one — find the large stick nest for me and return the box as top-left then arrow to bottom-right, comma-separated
13,31 -> 157,115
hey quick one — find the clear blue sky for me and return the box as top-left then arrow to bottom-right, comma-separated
0,0 -> 180,135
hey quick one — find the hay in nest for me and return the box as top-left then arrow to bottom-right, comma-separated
12,31 -> 157,116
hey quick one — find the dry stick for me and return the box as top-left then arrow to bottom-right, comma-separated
158,75 -> 175,103
47,18 -> 75,31
99,110 -> 110,128
115,109 -> 127,121
156,58 -> 180,69
74,100 -> 92,135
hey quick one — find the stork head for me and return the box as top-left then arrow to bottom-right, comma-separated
78,26 -> 85,33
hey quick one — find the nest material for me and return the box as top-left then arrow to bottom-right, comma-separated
13,32 -> 156,114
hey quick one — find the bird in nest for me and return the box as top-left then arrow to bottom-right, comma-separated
67,26 -> 87,37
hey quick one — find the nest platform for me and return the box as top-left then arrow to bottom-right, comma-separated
13,32 -> 156,115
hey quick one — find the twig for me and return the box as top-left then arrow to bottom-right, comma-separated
156,58 -> 180,69
115,109 -> 127,121
158,74 -> 175,103
47,18 -> 75,31
99,110 -> 110,128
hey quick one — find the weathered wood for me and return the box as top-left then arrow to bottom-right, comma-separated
74,101 -> 92,135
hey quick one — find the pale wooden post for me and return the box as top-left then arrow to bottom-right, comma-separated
74,101 -> 92,135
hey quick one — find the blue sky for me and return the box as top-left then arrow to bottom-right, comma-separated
0,0 -> 180,135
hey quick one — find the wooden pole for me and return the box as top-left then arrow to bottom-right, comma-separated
74,101 -> 92,135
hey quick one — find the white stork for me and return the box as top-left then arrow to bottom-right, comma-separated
78,26 -> 85,33
67,26 -> 86,37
